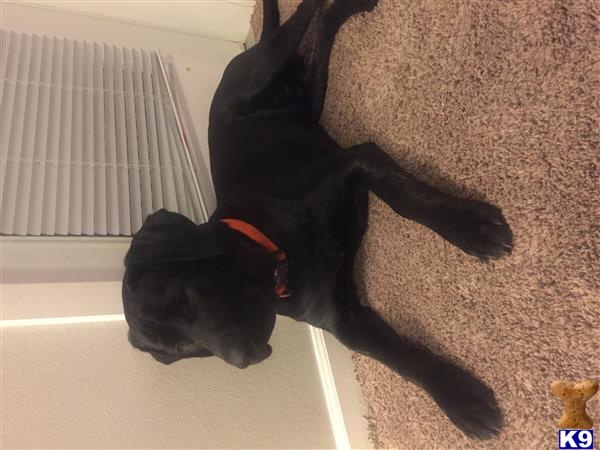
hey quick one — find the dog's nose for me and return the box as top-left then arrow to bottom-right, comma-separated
231,344 -> 272,369
151,352 -> 180,365
256,344 -> 273,361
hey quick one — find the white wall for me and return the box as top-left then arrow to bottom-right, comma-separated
0,4 -> 338,449
10,0 -> 255,43
2,317 -> 335,449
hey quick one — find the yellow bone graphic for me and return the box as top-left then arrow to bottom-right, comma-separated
550,380 -> 598,429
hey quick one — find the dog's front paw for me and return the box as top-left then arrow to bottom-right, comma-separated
432,199 -> 513,260
426,363 -> 503,439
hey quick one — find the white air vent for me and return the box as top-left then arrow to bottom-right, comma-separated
0,29 -> 207,236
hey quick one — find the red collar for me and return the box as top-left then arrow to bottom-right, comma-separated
220,218 -> 291,298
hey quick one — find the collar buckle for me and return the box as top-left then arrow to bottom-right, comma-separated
274,259 -> 291,298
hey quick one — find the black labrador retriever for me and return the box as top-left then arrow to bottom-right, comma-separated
122,0 -> 512,439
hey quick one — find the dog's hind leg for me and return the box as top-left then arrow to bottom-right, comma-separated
212,1 -> 321,118
260,0 -> 281,42
239,0 -> 322,109
305,0 -> 380,121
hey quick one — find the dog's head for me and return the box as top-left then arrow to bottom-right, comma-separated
122,209 -> 276,369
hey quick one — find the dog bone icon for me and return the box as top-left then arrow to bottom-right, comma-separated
550,380 -> 598,429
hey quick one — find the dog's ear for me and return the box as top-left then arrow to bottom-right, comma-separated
124,209 -> 225,276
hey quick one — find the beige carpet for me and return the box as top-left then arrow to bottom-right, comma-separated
252,1 -> 600,448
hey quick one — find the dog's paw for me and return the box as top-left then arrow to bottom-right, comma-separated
426,363 -> 503,439
433,199 -> 513,260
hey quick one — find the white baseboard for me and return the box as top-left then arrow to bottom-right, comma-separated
310,326 -> 372,450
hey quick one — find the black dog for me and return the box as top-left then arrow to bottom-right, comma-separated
123,0 -> 512,439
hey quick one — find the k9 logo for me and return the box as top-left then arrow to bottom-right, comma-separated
558,429 -> 594,449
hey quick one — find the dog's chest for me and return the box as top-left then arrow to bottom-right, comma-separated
279,239 -> 344,325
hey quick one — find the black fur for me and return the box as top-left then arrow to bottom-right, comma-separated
123,0 -> 512,439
